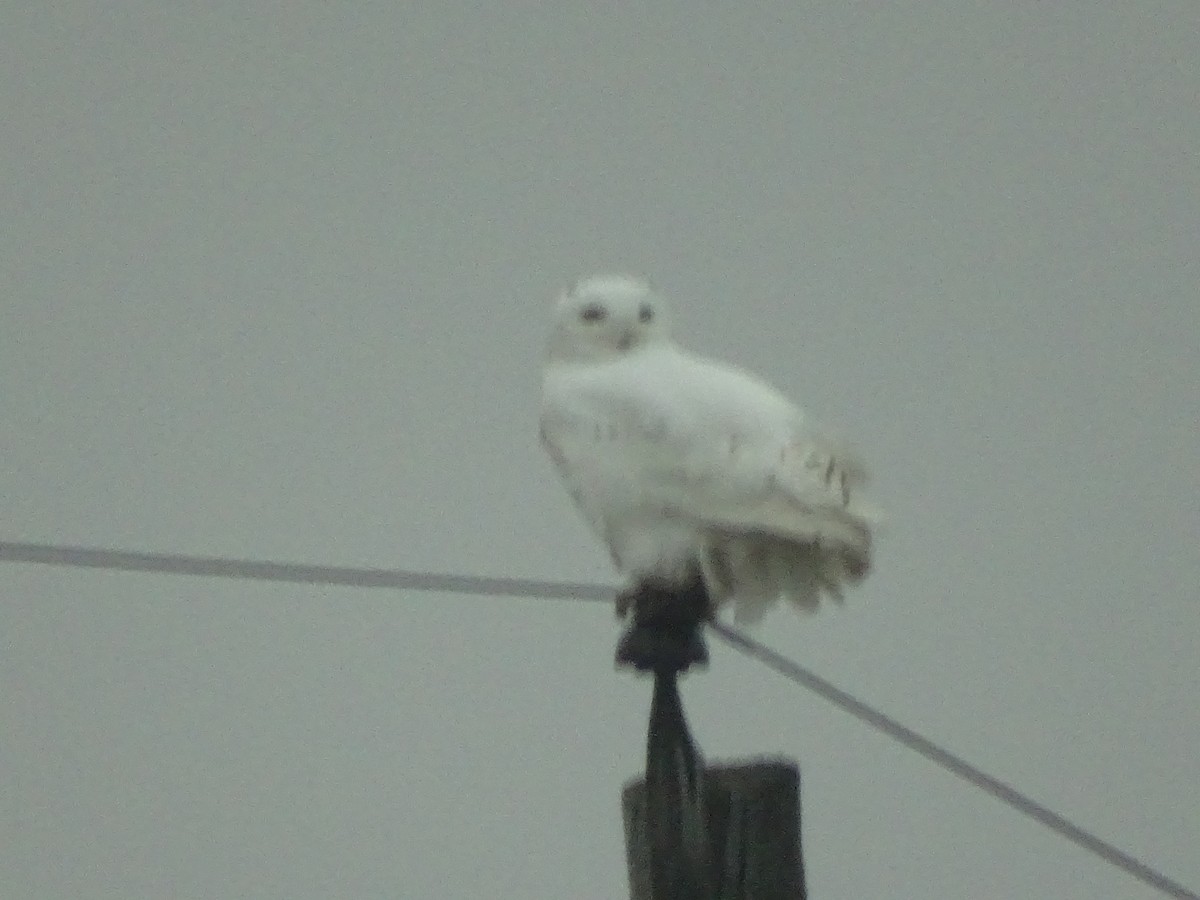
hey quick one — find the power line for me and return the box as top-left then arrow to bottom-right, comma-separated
3,540 -> 1196,900
707,620 -> 1198,900
0,540 -> 609,601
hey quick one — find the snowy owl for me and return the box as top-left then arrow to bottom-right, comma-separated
539,274 -> 877,626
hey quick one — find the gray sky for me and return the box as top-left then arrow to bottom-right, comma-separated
3,3 -> 1197,898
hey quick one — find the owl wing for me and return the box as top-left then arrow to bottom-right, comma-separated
540,355 -> 875,561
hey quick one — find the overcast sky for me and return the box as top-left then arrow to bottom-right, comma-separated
3,3 -> 1198,898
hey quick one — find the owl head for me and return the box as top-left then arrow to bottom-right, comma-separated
547,274 -> 672,362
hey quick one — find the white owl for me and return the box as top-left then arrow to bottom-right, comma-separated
539,274 -> 878,625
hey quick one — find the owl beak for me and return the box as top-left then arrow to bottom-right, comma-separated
617,329 -> 634,352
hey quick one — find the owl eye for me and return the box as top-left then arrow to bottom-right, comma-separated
638,303 -> 654,323
580,303 -> 607,323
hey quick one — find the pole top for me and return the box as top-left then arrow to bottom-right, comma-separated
615,575 -> 711,673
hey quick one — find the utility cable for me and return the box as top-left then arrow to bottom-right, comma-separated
2,540 -> 1195,900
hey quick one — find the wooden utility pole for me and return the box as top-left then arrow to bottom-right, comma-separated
617,576 -> 807,900
624,760 -> 805,900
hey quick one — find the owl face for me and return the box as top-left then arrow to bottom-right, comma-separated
549,274 -> 671,362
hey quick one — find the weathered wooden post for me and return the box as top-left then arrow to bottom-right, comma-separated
617,575 -> 807,900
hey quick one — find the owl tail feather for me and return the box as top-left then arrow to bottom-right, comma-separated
702,534 -> 869,626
